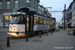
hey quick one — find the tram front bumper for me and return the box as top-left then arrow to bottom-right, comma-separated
7,32 -> 25,37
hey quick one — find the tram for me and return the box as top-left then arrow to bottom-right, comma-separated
7,8 -> 56,38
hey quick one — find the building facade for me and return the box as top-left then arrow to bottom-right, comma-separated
66,2 -> 72,27
62,0 -> 75,27
0,0 -> 40,27
71,1 -> 75,26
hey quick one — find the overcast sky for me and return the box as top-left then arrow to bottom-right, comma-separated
39,0 -> 73,23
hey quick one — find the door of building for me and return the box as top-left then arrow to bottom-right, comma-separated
4,16 -> 10,27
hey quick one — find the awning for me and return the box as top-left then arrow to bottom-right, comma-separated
66,21 -> 71,24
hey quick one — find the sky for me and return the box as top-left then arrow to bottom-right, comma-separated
39,0 -> 73,23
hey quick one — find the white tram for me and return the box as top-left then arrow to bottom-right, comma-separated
7,9 -> 56,38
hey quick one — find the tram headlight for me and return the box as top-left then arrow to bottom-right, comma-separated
12,33 -> 17,35
7,32 -> 19,36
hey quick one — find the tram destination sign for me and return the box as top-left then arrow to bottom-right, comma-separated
3,12 -> 26,15
11,12 -> 17,15
11,12 -> 26,15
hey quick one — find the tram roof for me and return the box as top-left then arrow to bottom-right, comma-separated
34,13 -> 56,20
3,7 -> 56,20
11,7 -> 29,12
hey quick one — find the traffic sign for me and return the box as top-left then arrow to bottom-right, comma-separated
66,11 -> 69,14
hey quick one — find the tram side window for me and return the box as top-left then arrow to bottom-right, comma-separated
52,20 -> 55,25
47,19 -> 49,25
50,20 -> 51,25
44,19 -> 46,24
48,20 -> 50,25
51,20 -> 53,25
34,17 -> 39,24
54,21 -> 55,25
50,20 -> 52,25
40,18 -> 44,24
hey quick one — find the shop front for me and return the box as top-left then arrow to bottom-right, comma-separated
3,12 -> 11,27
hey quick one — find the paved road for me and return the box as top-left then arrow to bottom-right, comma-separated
0,29 -> 75,50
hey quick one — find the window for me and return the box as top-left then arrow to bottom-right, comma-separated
18,15 -> 24,24
38,6 -> 42,14
50,20 -> 53,25
15,0 -> 18,8
48,20 -> 50,24
26,0 -> 30,7
47,19 -> 49,24
7,0 -> 10,9
50,20 -> 51,24
51,20 -> 54,25
72,9 -> 75,16
4,16 -> 9,21
26,0 -> 30,3
34,17 -> 39,24
44,19 -> 46,24
33,3 -> 35,10
40,18 -> 43,24
53,20 -> 55,25
10,15 -> 25,24
42,8 -> 44,14
0,0 -> 2,9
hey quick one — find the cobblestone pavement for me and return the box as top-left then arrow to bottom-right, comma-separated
1,29 -> 75,50
0,27 -> 8,32
0,47 -> 3,50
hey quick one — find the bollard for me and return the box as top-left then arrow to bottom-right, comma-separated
46,31 -> 48,36
51,30 -> 52,35
7,36 -> 10,47
39,32 -> 41,38
26,33 -> 28,42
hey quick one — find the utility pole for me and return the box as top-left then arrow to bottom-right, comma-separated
64,4 -> 66,30
46,5 -> 66,30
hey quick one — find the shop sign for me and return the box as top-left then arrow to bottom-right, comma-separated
3,12 -> 11,15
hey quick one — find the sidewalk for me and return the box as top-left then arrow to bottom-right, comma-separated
1,29 -> 75,50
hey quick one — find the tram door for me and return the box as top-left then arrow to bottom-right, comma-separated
25,14 -> 34,35
29,15 -> 34,34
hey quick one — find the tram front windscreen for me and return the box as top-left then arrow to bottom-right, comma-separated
10,15 -> 25,24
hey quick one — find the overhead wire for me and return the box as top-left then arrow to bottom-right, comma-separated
40,0 -> 73,4
39,0 -> 73,22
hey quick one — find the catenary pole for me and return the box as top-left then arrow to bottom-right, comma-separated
64,4 -> 66,30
